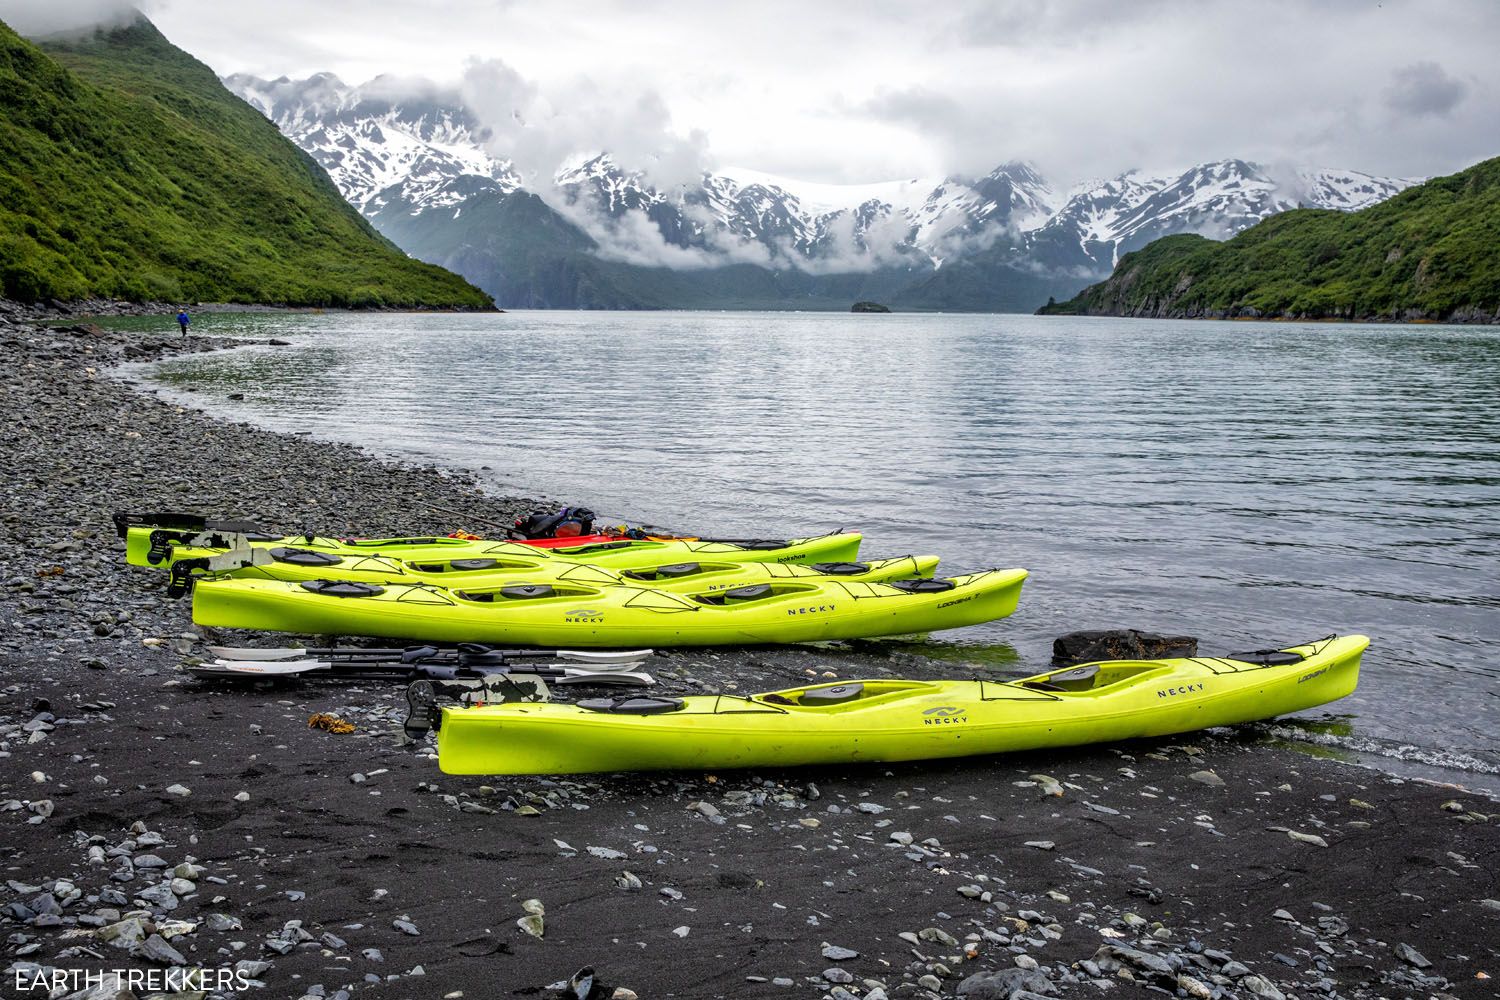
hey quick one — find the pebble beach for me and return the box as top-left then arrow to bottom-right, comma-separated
0,303 -> 1495,1000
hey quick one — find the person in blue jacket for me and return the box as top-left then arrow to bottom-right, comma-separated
176,308 -> 190,337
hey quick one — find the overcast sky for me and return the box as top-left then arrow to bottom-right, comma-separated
7,0 -> 1498,187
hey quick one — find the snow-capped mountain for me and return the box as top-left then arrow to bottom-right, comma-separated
1034,159 -> 1419,270
226,72 -> 521,217
552,155 -> 1057,266
222,72 -> 1419,309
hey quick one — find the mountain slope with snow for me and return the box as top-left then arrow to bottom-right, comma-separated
223,72 -> 1420,310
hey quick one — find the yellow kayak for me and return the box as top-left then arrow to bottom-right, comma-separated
171,545 -> 938,596
433,634 -> 1368,774
191,569 -> 1029,647
124,524 -> 862,571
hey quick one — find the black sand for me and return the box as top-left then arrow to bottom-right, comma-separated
1,306 -> 1495,1000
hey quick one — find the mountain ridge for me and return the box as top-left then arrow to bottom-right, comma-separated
224,71 -> 1421,311
1037,157 -> 1500,323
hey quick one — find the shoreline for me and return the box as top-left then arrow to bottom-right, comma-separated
0,306 -> 1495,999
17,297 -> 1500,325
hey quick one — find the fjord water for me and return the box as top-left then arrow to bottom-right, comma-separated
137,311 -> 1500,782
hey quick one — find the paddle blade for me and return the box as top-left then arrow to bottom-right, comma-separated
552,649 -> 655,665
206,645 -> 311,661
187,659 -> 329,677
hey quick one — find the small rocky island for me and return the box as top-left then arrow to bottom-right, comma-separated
851,301 -> 892,313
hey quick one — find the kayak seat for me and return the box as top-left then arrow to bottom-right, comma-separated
890,578 -> 956,594
448,558 -> 501,571
300,580 -> 384,598
799,683 -> 865,706
625,562 -> 702,581
462,585 -> 559,602
810,562 -> 870,575
577,696 -> 685,715
554,541 -> 634,554
695,584 -> 775,605
270,547 -> 342,567
1023,664 -> 1100,693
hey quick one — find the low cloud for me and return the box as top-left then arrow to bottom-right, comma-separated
459,57 -> 711,193
0,0 -> 142,36
1383,61 -> 1469,118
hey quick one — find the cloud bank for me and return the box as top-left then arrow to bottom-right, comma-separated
12,0 -> 1496,188
0,0 -> 139,36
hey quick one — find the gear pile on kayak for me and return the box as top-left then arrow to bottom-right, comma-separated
115,510 -> 1367,776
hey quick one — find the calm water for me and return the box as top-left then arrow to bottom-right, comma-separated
122,310 -> 1500,786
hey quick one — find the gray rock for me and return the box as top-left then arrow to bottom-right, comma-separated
587,846 -> 627,860
138,933 -> 186,965
956,967 -> 1055,998
1393,942 -> 1431,968
134,884 -> 178,910
96,916 -> 147,949
1093,943 -> 1173,978
919,927 -> 959,947
1240,975 -> 1287,1000
1315,914 -> 1349,936
822,944 -> 858,961
822,967 -> 854,983
235,959 -> 272,979
1189,770 -> 1224,786
1052,629 -> 1196,666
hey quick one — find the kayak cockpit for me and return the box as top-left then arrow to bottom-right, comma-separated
1017,661 -> 1169,694
751,679 -> 942,711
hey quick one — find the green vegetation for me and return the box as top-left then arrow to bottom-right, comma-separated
0,16 -> 491,307
1039,157 -> 1500,322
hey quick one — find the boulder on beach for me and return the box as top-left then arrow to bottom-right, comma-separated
1052,629 -> 1198,666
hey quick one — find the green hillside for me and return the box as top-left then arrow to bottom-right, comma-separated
0,15 -> 491,307
1038,157 -> 1500,323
